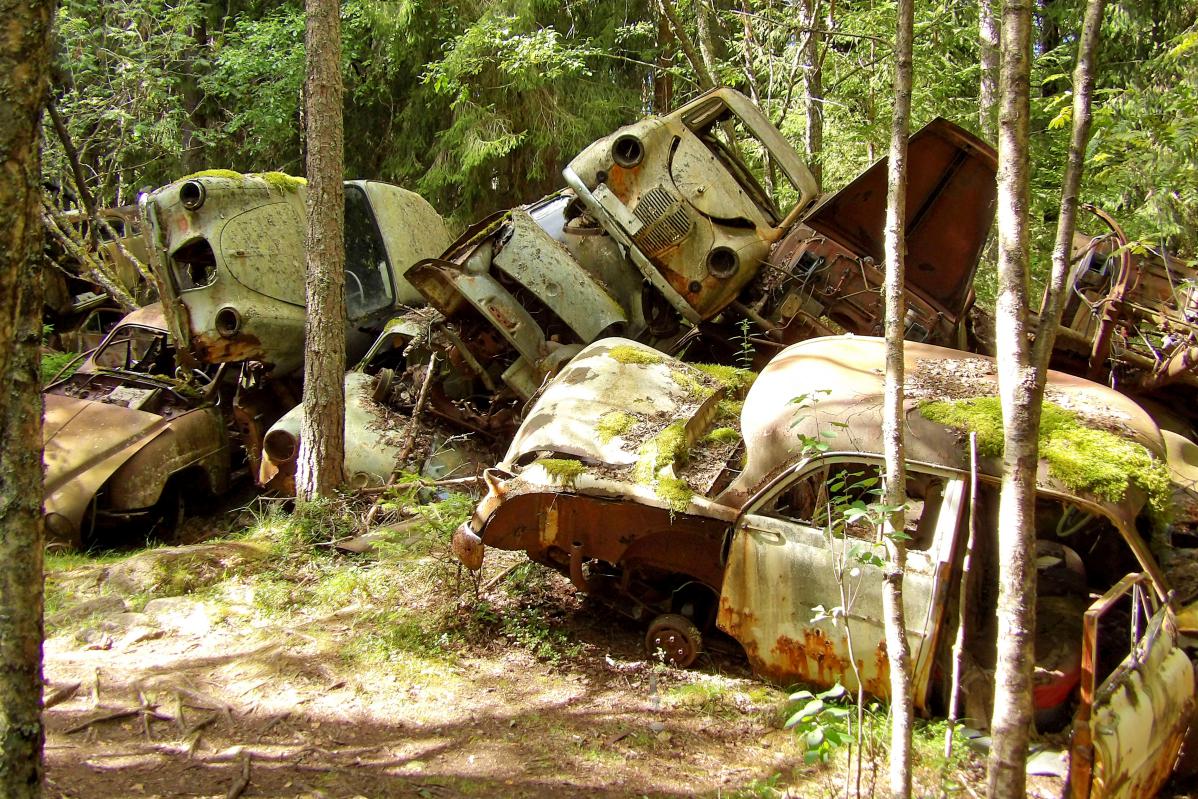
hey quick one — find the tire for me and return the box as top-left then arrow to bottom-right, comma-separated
645,613 -> 702,667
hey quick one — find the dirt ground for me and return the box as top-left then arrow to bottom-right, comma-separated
40,497 -> 1179,799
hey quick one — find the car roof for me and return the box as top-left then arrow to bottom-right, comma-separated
720,335 -> 1165,520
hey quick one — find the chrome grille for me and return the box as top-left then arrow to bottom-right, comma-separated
632,186 -> 691,255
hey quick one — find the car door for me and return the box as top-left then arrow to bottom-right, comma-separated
717,457 -> 965,707
1069,572 -> 1194,799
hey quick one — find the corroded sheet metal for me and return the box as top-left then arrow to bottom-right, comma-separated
565,88 -> 818,322
43,393 -> 168,535
501,339 -> 715,468
722,336 -> 1166,514
492,207 -> 628,342
259,371 -> 407,489
804,118 -> 997,321
365,181 -> 451,307
717,510 -> 943,707
1071,574 -> 1195,799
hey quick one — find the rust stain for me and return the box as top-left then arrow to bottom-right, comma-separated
191,331 -> 264,364
863,640 -> 891,699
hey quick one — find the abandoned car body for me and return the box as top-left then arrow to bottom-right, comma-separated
43,305 -> 231,548
453,335 -> 1192,798
140,171 -> 450,377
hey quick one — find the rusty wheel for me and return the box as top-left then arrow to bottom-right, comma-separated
645,614 -> 702,667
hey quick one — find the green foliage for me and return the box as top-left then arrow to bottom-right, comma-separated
920,397 -> 1172,514
608,345 -> 663,366
596,410 -> 637,443
784,683 -> 854,763
41,351 -> 80,384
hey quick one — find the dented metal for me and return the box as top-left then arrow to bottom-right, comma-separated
141,173 -> 449,376
42,306 -> 231,548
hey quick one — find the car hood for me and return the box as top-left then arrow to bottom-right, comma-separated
43,392 -> 168,532
802,118 -> 997,321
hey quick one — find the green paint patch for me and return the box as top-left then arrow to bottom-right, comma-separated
179,168 -> 245,181
919,397 -> 1171,515
693,363 -> 757,395
608,344 -> 662,366
256,171 -> 306,192
656,475 -> 694,513
596,410 -> 636,443
535,458 -> 586,486
703,426 -> 741,445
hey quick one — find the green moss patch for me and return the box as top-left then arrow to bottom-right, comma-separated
717,399 -> 744,423
702,426 -> 741,445
634,420 -> 690,483
608,345 -> 662,366
180,168 -> 246,181
535,458 -> 586,487
693,363 -> 757,395
919,397 -> 1171,515
656,475 -> 694,513
256,171 -> 307,192
671,368 -> 714,399
596,411 -> 636,444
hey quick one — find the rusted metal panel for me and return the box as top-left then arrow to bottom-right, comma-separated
717,508 -> 941,708
492,206 -> 628,342
141,173 -> 449,376
1070,573 -> 1195,799
565,88 -> 819,323
365,180 -> 452,307
803,118 -> 997,322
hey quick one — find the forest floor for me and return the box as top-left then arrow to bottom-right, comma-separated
36,493 -> 1121,799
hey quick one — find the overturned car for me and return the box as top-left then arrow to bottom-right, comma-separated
454,335 -> 1193,798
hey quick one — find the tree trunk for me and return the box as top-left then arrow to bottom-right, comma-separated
799,0 -> 823,188
1031,0 -> 1107,377
295,0 -> 347,501
0,1 -> 54,796
986,0 -> 1038,795
979,0 -> 999,139
654,0 -> 716,90
695,0 -> 722,88
654,14 -> 674,113
881,0 -> 914,793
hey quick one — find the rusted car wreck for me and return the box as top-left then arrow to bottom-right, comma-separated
43,306 -> 230,548
453,335 -> 1193,798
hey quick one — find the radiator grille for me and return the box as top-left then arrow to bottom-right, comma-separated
632,186 -> 691,255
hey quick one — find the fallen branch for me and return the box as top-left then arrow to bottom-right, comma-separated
480,562 -> 523,594
225,753 -> 251,799
364,354 -> 439,528
63,704 -> 173,735
44,681 -> 81,710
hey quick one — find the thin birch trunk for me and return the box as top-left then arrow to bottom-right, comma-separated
979,0 -> 999,139
986,0 -> 1039,795
1031,0 -> 1107,379
296,0 -> 347,500
881,0 -> 914,792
